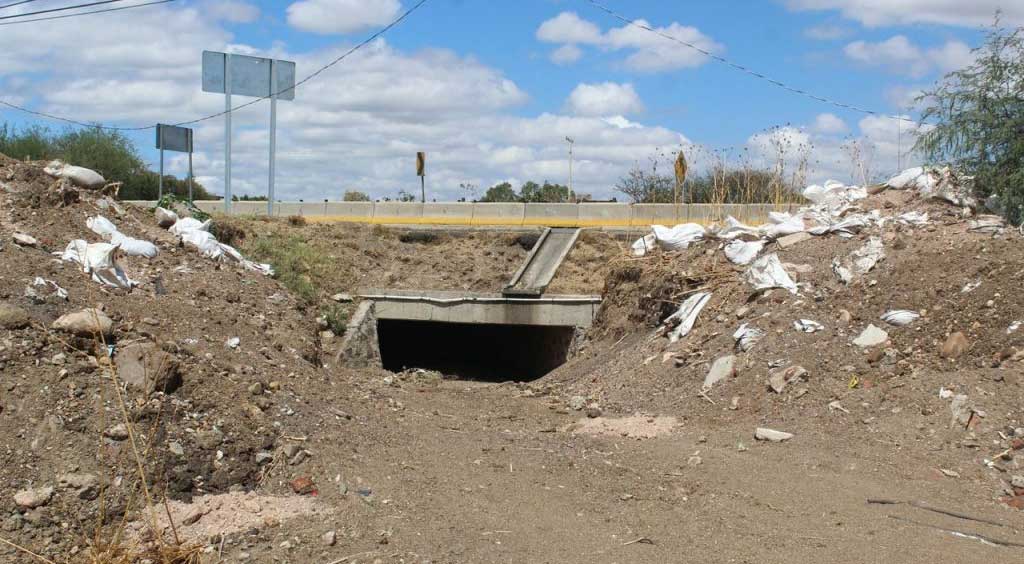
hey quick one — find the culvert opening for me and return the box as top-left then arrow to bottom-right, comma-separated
377,319 -> 575,382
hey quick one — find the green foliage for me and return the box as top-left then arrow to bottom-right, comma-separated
320,303 -> 350,335
155,193 -> 210,222
520,181 -> 569,203
915,18 -> 1024,224
0,122 -> 213,201
343,190 -> 371,201
397,189 -> 417,202
246,234 -> 323,306
235,194 -> 268,201
480,182 -> 518,202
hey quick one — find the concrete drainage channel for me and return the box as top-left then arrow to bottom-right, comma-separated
334,227 -> 601,381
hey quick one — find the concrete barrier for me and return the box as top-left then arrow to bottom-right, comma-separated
471,203 -> 524,226
577,203 -> 631,227
312,202 -> 375,223
373,202 -> 424,224
523,203 -> 579,227
422,202 -> 475,225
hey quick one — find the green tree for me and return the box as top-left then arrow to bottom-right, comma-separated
615,164 -> 674,203
397,189 -> 417,202
481,181 -> 519,202
0,124 -> 54,161
343,190 -> 371,201
916,18 -> 1024,224
520,180 -> 568,202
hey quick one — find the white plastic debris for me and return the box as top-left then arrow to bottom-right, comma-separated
885,166 -> 976,208
663,292 -> 712,343
828,400 -> 850,414
87,215 -> 158,258
793,319 -> 824,333
744,253 -> 798,294
761,213 -> 807,239
938,387 -> 954,400
651,223 -> 706,252
715,216 -> 763,240
968,215 -> 1005,234
880,310 -> 920,326
853,324 -> 889,347
25,277 -> 68,303
754,428 -> 793,442
226,337 -> 240,349
1008,321 -> 1022,334
831,257 -> 852,285
802,180 -> 866,206
169,217 -> 212,237
703,355 -> 736,391
43,160 -> 106,189
961,280 -> 981,293
12,232 -> 38,247
807,214 -> 868,237
724,239 -> 765,265
60,240 -> 136,289
631,233 -> 657,257
851,236 -> 884,274
154,207 -> 179,228
733,323 -> 763,352
896,211 -> 929,227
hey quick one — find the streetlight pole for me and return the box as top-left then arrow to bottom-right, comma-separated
565,136 -> 575,203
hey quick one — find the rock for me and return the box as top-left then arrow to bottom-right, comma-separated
14,486 -> 53,509
0,303 -> 30,329
225,337 -> 240,349
866,348 -> 885,364
168,441 -> 185,456
853,324 -> 888,347
584,406 -> 602,418
12,232 -> 38,247
196,429 -> 224,450
288,450 -> 308,466
1010,475 -> 1024,489
322,530 -> 337,547
331,293 -> 353,303
754,428 -> 794,442
104,423 -> 129,440
248,382 -> 263,395
703,355 -> 736,391
115,343 -> 181,394
767,365 -> 807,393
255,451 -> 274,465
734,306 -> 750,319
776,232 -> 812,249
59,473 -> 99,500
283,444 -> 301,458
940,332 -> 969,359
52,308 -> 113,337
568,395 -> 587,411
290,476 -> 316,495
837,309 -> 852,325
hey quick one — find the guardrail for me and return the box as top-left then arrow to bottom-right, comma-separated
122,201 -> 798,227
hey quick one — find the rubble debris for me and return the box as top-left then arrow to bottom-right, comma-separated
733,323 -> 763,352
744,254 -> 797,294
754,428 -> 794,442
13,486 -> 53,509
793,319 -> 824,333
43,160 -> 106,189
25,277 -> 68,304
885,166 -> 977,208
896,211 -> 929,227
853,324 -> 889,347
767,365 -> 808,393
1008,321 -> 1022,334
831,258 -> 853,285
51,308 -> 113,337
723,239 -> 764,265
0,302 -> 30,329
115,342 -> 181,394
12,232 -> 39,247
104,423 -> 130,440
961,280 -> 981,293
775,231 -> 812,249
968,215 -> 1005,234
941,332 -> 969,359
851,236 -> 885,275
703,355 -> 736,391
880,310 -> 920,327
61,240 -> 137,289
663,291 -> 712,343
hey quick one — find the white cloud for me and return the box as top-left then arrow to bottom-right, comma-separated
803,23 -> 851,40
550,44 -> 583,65
785,0 -> 1024,27
565,82 -> 644,117
204,0 -> 261,23
535,11 -> 721,72
812,113 -> 849,134
844,36 -> 975,78
286,0 -> 401,34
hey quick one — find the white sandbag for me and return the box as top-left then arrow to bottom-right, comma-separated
651,223 -> 705,252
715,216 -> 762,240
631,233 -> 657,257
724,239 -> 765,265
155,207 -> 179,229
180,230 -> 224,260
733,323 -> 763,352
880,310 -> 920,326
807,214 -> 868,237
802,180 -> 866,206
761,213 -> 806,239
851,236 -> 885,274
60,240 -> 136,289
43,160 -> 106,189
86,215 -> 119,239
744,253 -> 798,294
169,217 -> 212,236
87,215 -> 158,258
663,291 -> 711,343
885,167 -> 925,190
793,319 -> 825,333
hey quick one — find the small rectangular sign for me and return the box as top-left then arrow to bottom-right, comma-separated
416,152 -> 425,176
202,51 -> 296,101
156,124 -> 193,153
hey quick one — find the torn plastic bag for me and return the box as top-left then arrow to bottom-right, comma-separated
86,215 -> 119,239
851,236 -> 885,274
25,277 -> 68,303
631,233 -> 657,257
60,240 -> 136,289
744,253 -> 797,294
724,239 -> 764,265
761,213 -> 806,239
651,223 -> 705,252
155,207 -> 179,229
733,323 -> 763,352
169,217 -> 212,236
831,257 -> 852,285
240,259 -> 274,276
715,216 -> 762,240
881,310 -> 920,326
793,319 -> 824,333
896,211 -> 929,227
43,160 -> 106,189
180,230 -> 225,260
885,167 -> 926,190
802,180 -> 866,206
663,291 -> 711,343
807,214 -> 868,237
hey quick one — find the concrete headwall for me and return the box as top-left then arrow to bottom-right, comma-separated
123,200 -> 799,228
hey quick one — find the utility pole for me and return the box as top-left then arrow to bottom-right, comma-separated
565,136 -> 575,203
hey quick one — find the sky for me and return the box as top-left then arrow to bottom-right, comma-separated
0,0 -> 1018,201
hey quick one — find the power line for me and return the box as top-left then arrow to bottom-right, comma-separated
0,0 -> 129,20
0,1 -> 42,10
0,0 -> 431,131
582,0 -> 916,124
0,0 -> 172,26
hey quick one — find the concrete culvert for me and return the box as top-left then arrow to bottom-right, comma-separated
376,319 -> 575,381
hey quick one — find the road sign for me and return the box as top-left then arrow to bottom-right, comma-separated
416,152 -> 425,176
155,124 -> 195,202
202,51 -> 296,214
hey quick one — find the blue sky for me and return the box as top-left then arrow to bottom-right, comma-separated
0,0 -> 1017,200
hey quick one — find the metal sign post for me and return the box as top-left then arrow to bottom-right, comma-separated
155,124 -> 194,202
416,151 -> 426,203
202,51 -> 296,215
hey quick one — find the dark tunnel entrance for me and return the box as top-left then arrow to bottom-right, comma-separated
376,319 -> 576,382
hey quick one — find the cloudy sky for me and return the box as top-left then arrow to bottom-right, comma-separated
0,0 -> 1017,201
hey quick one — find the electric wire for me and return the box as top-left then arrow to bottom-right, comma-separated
0,0 -> 171,26
0,0 -> 129,20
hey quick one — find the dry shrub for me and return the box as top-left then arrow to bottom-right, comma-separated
287,215 -> 307,227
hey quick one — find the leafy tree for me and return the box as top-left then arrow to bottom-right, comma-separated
481,181 -> 518,202
520,180 -> 568,202
915,18 -> 1024,224
397,189 -> 417,202
615,164 -> 674,203
343,190 -> 371,201
0,124 -> 53,161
